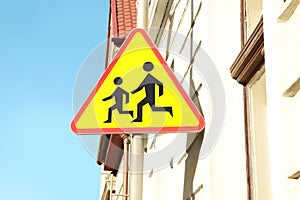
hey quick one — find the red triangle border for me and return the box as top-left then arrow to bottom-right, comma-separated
71,28 -> 205,134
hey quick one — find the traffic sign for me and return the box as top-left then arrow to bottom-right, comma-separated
71,28 -> 205,134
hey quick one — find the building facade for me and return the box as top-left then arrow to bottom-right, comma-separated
98,0 -> 300,199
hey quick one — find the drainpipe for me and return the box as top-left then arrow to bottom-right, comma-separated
130,1 -> 148,200
121,134 -> 130,200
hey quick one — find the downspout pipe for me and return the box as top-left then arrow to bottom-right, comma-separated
121,134 -> 130,200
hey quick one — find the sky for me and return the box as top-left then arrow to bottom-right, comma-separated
0,0 -> 109,199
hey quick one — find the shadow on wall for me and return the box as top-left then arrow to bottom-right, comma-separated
183,78 -> 205,200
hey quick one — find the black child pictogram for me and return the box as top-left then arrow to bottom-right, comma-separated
102,77 -> 134,123
131,62 -> 173,122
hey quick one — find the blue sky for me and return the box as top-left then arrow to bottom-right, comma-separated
0,1 -> 108,199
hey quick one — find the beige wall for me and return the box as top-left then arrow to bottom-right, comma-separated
206,0 -> 247,199
143,0 -> 247,199
100,1 -> 300,200
264,1 -> 300,199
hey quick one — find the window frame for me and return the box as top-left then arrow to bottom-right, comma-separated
230,14 -> 264,200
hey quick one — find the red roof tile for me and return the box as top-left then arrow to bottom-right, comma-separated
111,0 -> 137,39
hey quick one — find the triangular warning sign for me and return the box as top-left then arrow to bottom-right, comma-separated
71,28 -> 204,134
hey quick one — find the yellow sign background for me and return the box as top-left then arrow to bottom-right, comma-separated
72,29 -> 204,133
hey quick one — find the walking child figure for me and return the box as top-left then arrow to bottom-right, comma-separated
102,77 -> 133,123
131,62 -> 173,122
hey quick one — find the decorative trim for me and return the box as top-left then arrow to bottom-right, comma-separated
230,17 -> 264,85
288,170 -> 300,179
282,77 -> 300,97
278,0 -> 300,22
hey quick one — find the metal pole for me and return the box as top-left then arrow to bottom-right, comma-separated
110,173 -> 113,200
121,134 -> 130,200
130,1 -> 148,200
130,135 -> 144,200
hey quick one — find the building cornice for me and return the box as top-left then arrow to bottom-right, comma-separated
230,17 -> 264,85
